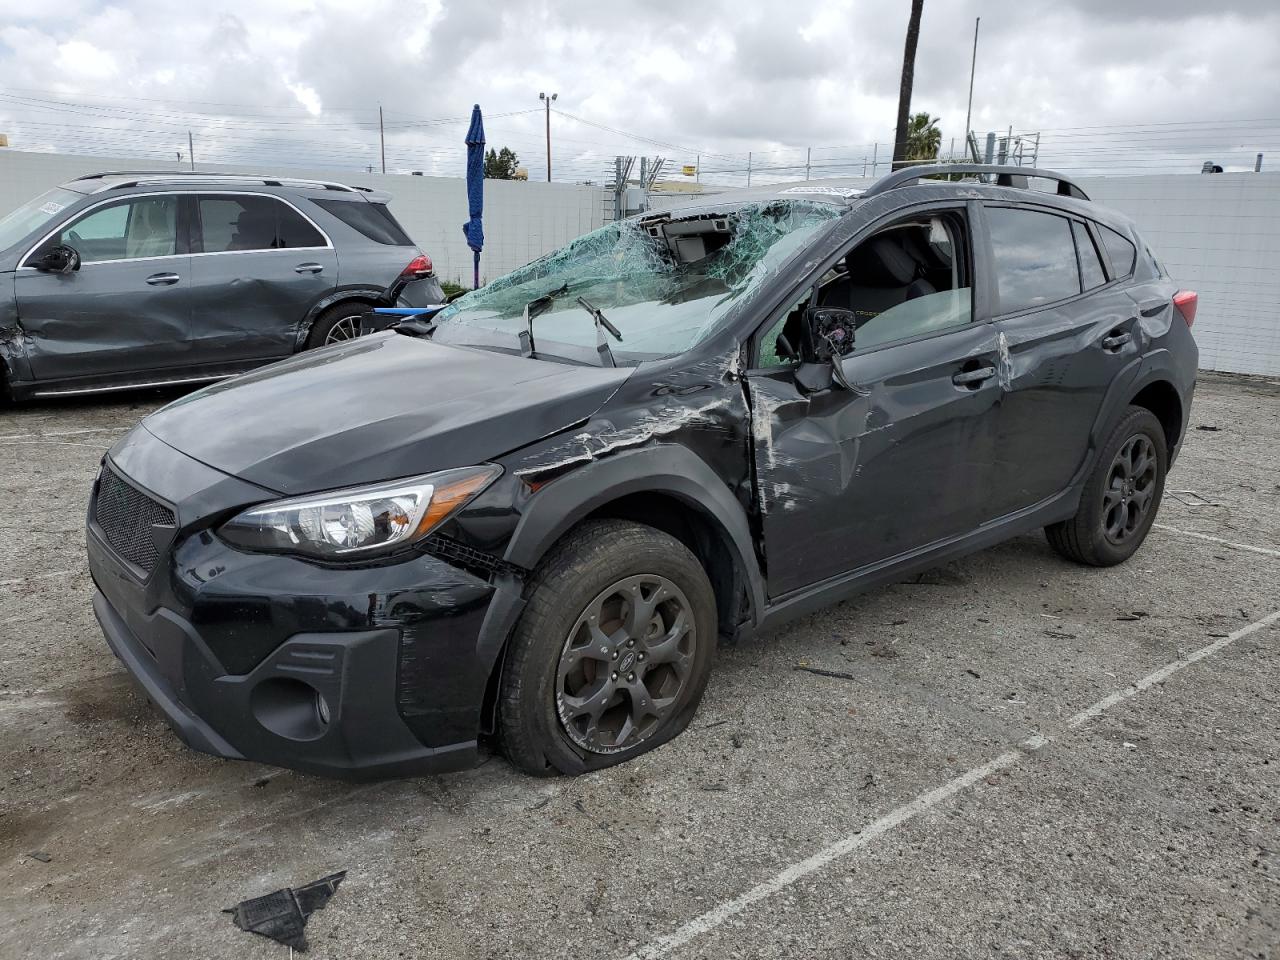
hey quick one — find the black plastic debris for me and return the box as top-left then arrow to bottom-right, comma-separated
27,851 -> 52,863
224,871 -> 346,952
794,664 -> 856,681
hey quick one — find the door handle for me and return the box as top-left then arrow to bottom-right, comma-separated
294,263 -> 324,275
145,273 -> 181,285
952,366 -> 996,387
1101,331 -> 1132,351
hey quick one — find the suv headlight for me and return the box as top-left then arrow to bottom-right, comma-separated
219,465 -> 500,559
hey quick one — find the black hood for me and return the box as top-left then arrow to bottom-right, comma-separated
141,333 -> 632,494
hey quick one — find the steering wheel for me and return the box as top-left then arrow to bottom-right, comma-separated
68,229 -> 84,246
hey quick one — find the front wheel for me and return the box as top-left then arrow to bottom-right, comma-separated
1045,405 -> 1168,566
499,520 -> 718,776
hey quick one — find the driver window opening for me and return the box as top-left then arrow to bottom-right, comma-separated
816,212 -> 972,351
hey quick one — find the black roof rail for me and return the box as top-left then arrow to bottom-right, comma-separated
863,164 -> 1090,201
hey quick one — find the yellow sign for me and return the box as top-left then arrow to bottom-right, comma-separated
682,164 -> 696,177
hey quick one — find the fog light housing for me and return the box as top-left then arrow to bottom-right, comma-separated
250,677 -> 331,741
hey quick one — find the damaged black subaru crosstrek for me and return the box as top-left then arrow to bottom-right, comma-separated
88,166 -> 1198,779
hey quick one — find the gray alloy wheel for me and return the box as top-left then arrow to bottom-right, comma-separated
305,302 -> 371,349
498,519 -> 718,776
323,313 -> 364,345
1101,433 -> 1158,545
555,574 -> 696,754
1044,405 -> 1167,567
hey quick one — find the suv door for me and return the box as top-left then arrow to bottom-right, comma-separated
15,194 -> 191,383
984,204 -> 1141,517
186,193 -> 336,365
745,203 -> 1003,598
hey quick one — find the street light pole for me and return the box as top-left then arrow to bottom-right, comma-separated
539,92 -> 558,182
963,17 -> 980,151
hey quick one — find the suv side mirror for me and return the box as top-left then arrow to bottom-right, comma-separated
803,306 -> 857,362
32,244 -> 81,274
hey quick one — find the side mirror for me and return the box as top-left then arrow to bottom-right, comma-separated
803,306 -> 857,362
33,244 -> 81,274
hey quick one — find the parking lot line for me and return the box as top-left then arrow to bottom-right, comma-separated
1153,522 -> 1280,559
0,427 -> 123,441
623,609 -> 1280,960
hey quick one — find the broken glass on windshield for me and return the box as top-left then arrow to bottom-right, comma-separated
432,199 -> 840,361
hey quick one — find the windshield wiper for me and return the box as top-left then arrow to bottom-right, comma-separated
519,283 -> 568,358
574,296 -> 623,367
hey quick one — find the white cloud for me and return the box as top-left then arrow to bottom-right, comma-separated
0,0 -> 1276,179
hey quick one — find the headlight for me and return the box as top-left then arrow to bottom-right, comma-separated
219,465 -> 500,559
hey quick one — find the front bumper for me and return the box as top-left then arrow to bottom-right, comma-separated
86,432 -> 514,780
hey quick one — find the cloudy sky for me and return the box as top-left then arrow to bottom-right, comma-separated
0,0 -> 1277,183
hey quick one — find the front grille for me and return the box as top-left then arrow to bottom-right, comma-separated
93,464 -> 175,575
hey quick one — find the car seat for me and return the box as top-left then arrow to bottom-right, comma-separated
229,206 -> 278,251
830,235 -> 936,325
125,200 -> 176,259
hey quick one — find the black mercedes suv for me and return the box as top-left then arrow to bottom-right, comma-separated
86,165 -> 1198,779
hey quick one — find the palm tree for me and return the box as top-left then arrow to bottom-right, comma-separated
905,113 -> 942,162
891,0 -> 925,171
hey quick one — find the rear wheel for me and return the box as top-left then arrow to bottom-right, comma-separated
1045,405 -> 1167,566
499,520 -> 718,776
306,302 -> 370,349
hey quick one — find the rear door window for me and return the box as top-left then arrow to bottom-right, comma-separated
986,206 -> 1081,313
313,199 -> 413,245
196,195 -> 326,252
1098,225 -> 1137,279
1072,221 -> 1107,291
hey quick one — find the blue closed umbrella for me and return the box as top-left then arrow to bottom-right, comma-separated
462,104 -> 485,290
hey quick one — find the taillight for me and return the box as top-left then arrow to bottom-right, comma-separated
1172,290 -> 1198,328
401,254 -> 433,278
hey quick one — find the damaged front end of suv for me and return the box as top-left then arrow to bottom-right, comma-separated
86,196 -> 842,778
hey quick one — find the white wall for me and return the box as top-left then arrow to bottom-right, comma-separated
0,149 -> 613,285
3,148 -> 1277,376
1077,173 -> 1280,378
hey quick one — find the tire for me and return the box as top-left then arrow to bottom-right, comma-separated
305,302 -> 370,349
1045,405 -> 1168,566
499,519 -> 718,776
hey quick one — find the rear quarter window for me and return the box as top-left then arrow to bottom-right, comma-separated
1098,225 -> 1137,279
313,199 -> 413,245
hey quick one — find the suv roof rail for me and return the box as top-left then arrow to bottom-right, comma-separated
72,171 -> 371,194
864,164 -> 1090,201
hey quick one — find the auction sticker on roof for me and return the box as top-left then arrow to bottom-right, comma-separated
38,201 -> 65,216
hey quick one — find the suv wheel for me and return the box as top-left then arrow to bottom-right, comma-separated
499,520 -> 718,776
1045,405 -> 1168,566
306,302 -> 370,349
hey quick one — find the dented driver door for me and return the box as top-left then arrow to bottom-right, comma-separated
15,193 -> 193,385
746,319 -> 1004,599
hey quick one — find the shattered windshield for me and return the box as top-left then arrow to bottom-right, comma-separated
432,199 -> 840,362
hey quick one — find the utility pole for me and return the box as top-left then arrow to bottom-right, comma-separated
964,17 -> 980,154
187,131 -> 194,171
747,151 -> 752,187
379,106 -> 386,174
805,147 -> 811,180
892,0 -> 925,171
539,92 -> 557,182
